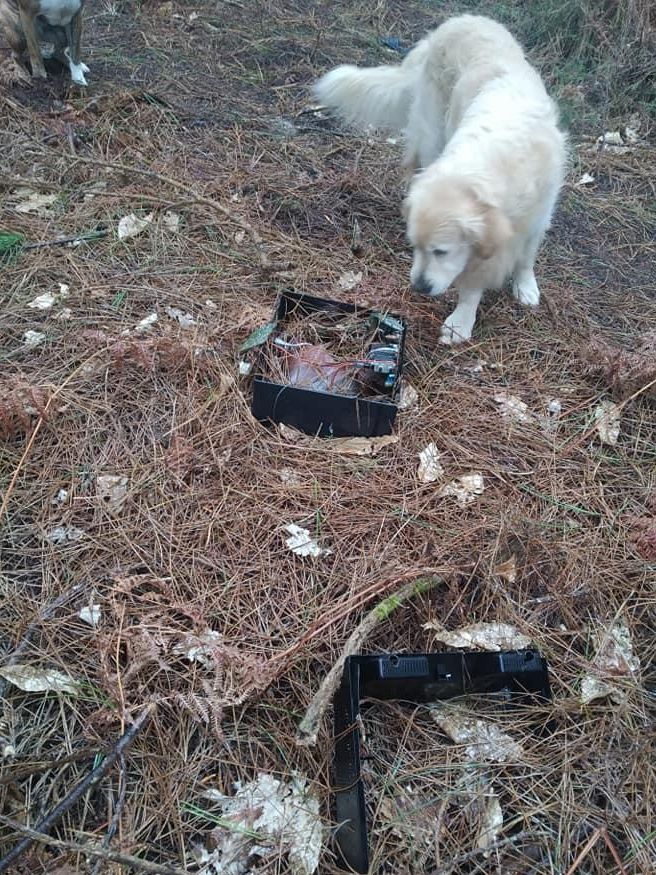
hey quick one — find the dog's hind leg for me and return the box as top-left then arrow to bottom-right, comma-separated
439,287 -> 483,345
17,6 -> 47,78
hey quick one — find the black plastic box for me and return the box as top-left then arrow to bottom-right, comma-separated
250,290 -> 406,437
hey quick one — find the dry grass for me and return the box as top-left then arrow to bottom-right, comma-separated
1,1 -> 655,873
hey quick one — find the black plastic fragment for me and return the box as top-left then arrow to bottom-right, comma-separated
332,650 -> 552,872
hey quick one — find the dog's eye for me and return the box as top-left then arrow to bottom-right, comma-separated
432,248 -> 447,257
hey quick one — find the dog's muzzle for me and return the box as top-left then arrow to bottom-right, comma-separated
411,276 -> 434,296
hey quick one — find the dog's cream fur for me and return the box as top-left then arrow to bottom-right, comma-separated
315,15 -> 567,344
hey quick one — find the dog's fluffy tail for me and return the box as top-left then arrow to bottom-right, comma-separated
314,44 -> 426,131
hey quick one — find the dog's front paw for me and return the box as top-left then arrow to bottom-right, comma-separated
80,62 -> 90,74
439,313 -> 473,346
512,271 -> 540,308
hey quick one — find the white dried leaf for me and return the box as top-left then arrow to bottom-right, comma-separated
166,305 -> 196,328
238,360 -> 252,376
23,330 -> 46,348
234,229 -> 246,245
423,621 -> 530,651
439,473 -> 484,507
595,131 -> 631,155
398,381 -> 419,411
46,526 -> 85,544
430,703 -> 524,762
201,772 -> 321,875
279,468 -> 305,488
336,270 -> 362,291
96,474 -> 128,514
117,212 -> 154,241
476,793 -> 503,853
205,299 -> 218,310
576,172 -> 595,186
600,131 -> 622,146
174,629 -> 222,668
27,292 -> 56,310
52,488 -> 69,505
56,307 -> 72,321
58,283 -> 70,299
14,190 -> 58,216
134,313 -> 158,333
163,211 -> 181,232
494,392 -> 533,424
547,398 -> 562,417
417,443 -> 444,483
595,401 -> 620,446
284,523 -> 331,558
79,604 -> 102,627
0,665 -> 78,695
581,620 -> 640,704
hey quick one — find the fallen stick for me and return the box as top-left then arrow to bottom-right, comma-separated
90,752 -> 127,875
296,576 -> 441,746
0,704 -> 155,873
564,828 -> 603,875
23,230 -> 109,250
0,816 -> 186,875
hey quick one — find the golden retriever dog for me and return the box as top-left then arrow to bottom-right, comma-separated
315,15 -> 567,344
0,0 -> 88,85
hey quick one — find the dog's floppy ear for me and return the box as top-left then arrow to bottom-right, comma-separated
473,206 -> 513,260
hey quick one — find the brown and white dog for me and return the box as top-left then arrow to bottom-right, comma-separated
0,0 -> 89,85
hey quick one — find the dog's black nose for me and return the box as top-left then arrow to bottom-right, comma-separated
412,276 -> 433,296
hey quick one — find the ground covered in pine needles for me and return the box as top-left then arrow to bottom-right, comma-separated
1,1 -> 655,873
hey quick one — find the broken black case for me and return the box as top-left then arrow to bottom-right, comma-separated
251,290 -> 407,437
332,651 -> 552,873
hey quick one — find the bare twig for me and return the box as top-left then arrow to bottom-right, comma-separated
296,576 -> 442,746
0,816 -> 186,875
564,828 -> 603,875
600,828 -> 627,875
0,704 -> 155,873
90,752 -> 127,875
22,230 -> 109,250
274,566 -> 448,670
426,830 -> 536,875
